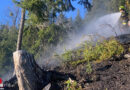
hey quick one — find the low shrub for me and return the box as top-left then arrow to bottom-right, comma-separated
61,37 -> 124,65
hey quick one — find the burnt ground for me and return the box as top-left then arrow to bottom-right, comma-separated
4,34 -> 130,90
86,58 -> 130,90
53,57 -> 130,90
50,34 -> 130,90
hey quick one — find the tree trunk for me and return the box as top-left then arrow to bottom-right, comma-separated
4,50 -> 73,90
13,8 -> 25,77
16,9 -> 25,51
13,50 -> 47,90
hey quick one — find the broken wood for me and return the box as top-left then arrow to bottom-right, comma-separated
4,50 -> 74,90
13,50 -> 49,90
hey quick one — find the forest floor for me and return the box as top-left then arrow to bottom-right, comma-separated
4,34 -> 130,90
54,55 -> 130,90
46,34 -> 130,90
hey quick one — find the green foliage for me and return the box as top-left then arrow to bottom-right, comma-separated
74,9 -> 83,32
86,61 -> 92,74
0,26 -> 18,76
60,45 -> 84,62
1,0 -> 127,77
108,0 -> 126,12
13,0 -> 75,24
22,24 -> 68,58
61,49 -> 73,61
126,0 -> 130,19
59,38 -> 124,75
38,24 -> 66,45
84,38 -> 124,63
13,0 -> 92,25
84,0 -> 129,23
65,78 -> 82,90
22,26 -> 40,55
61,38 -> 124,66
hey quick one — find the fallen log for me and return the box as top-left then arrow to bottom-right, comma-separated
3,50 -> 74,90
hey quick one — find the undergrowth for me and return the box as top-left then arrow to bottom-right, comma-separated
61,37 -> 124,65
65,78 -> 82,90
59,37 -> 125,89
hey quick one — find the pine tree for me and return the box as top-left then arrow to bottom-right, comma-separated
74,9 -> 83,32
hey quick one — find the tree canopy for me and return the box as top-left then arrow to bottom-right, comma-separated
12,0 -> 92,24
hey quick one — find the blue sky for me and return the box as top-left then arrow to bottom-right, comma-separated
0,0 -> 15,23
64,0 -> 87,19
0,0 -> 86,24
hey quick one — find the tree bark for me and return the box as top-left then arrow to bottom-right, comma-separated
13,50 -> 46,90
4,50 -> 73,90
16,9 -> 25,51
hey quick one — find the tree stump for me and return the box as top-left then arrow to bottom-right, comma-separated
13,50 -> 49,90
4,50 -> 74,90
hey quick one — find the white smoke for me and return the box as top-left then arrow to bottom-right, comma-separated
56,12 -> 122,52
2,69 -> 13,81
37,12 -> 129,68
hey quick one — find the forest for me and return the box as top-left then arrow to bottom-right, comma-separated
0,0 -> 130,90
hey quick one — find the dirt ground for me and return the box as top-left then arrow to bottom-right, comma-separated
51,34 -> 130,90
4,34 -> 130,90
53,54 -> 130,90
